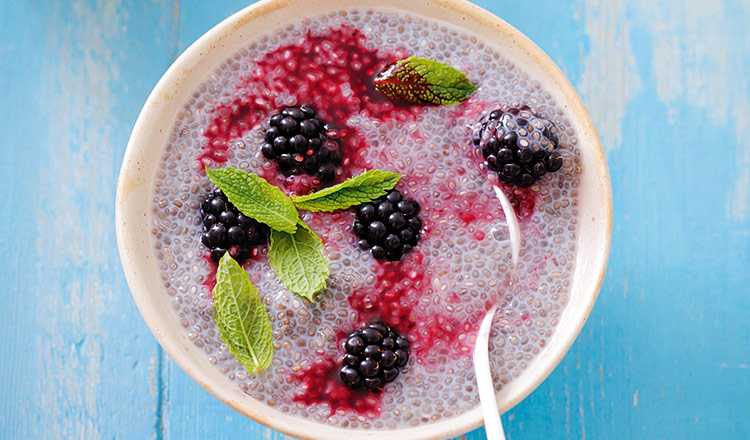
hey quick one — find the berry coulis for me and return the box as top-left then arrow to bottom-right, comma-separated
200,253 -> 218,293
196,25 -> 537,415
198,25 -> 417,181
347,252 -> 488,358
347,252 -> 427,335
292,355 -> 381,416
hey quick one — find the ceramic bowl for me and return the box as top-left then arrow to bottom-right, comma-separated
115,0 -> 612,438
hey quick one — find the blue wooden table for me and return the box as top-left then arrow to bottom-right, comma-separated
2,1 -> 748,438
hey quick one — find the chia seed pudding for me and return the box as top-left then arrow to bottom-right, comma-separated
150,7 -> 581,430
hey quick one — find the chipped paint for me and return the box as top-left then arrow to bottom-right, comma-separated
17,0 -> 159,438
33,1 -> 120,436
578,0 -> 642,153
719,363 -> 749,369
634,0 -> 750,220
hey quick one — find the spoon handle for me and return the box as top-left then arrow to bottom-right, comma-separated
473,184 -> 517,439
474,302 -> 506,440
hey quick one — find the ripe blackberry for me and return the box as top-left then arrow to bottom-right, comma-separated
261,104 -> 342,183
352,189 -> 422,261
471,106 -> 563,188
340,322 -> 410,392
200,187 -> 270,262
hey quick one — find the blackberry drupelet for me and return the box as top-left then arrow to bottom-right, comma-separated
200,187 -> 270,262
352,189 -> 422,261
340,322 -> 410,392
261,104 -> 342,183
471,106 -> 563,188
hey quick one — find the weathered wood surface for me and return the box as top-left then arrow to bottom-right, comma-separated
1,0 -> 748,438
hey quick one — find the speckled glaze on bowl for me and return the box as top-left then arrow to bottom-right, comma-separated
115,0 -> 612,438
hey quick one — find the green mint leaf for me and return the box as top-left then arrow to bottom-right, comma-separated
268,221 -> 329,301
213,253 -> 274,372
291,170 -> 402,212
207,167 -> 299,234
374,56 -> 477,106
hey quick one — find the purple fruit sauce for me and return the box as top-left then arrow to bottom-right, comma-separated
150,8 -> 582,429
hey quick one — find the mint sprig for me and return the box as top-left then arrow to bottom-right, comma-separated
213,253 -> 274,372
374,56 -> 477,106
268,221 -> 329,301
206,167 -> 331,301
207,167 -> 299,234
205,167 -> 402,304
291,170 -> 402,212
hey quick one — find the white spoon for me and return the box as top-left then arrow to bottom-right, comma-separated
473,185 -> 520,440
474,302 -> 506,440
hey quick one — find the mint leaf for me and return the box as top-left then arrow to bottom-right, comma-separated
207,167 -> 299,234
213,253 -> 274,372
374,56 -> 477,106
268,221 -> 329,301
291,170 -> 402,212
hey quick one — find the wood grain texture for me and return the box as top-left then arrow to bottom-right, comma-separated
1,0 -> 748,438
1,0 -> 177,438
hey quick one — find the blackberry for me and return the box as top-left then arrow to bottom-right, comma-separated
352,189 -> 422,261
261,104 -> 342,183
471,106 -> 563,188
200,187 -> 270,263
339,322 -> 410,392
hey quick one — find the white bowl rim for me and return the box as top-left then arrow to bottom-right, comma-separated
115,0 -> 613,439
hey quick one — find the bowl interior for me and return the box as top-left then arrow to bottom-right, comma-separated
115,0 -> 612,438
